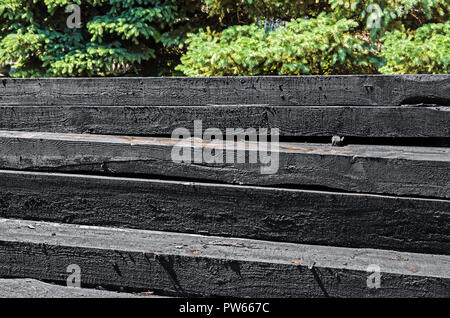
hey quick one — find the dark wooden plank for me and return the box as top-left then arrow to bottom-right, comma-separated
0,170 -> 449,254
0,218 -> 449,297
0,131 -> 448,198
0,279 -> 157,298
0,75 -> 448,106
0,105 -> 449,138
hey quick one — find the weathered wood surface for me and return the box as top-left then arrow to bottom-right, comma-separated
0,75 -> 448,298
0,218 -> 449,297
0,170 -> 449,254
0,75 -> 448,107
0,131 -> 448,198
1,105 -> 450,138
0,279 -> 158,298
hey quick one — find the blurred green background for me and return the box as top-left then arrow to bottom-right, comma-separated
0,0 -> 448,77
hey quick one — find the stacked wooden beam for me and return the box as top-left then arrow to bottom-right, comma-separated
0,75 -> 449,297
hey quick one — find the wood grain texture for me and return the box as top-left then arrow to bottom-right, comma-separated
0,279 -> 157,298
0,105 -> 449,138
0,218 -> 449,297
0,75 -> 448,106
0,170 -> 449,254
0,131 -> 448,198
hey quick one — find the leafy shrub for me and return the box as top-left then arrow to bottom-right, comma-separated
1,0 -> 448,76
204,0 -> 449,29
177,14 -> 381,76
177,0 -> 449,75
0,0 -> 206,77
380,21 -> 450,74
202,0 -> 326,24
329,0 -> 448,26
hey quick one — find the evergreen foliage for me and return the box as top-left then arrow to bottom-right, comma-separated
0,0 -> 448,76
